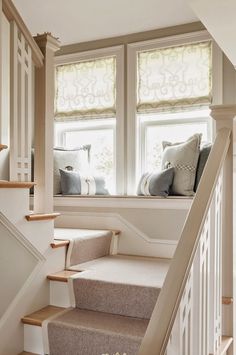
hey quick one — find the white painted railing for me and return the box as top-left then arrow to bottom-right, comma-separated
1,0 -> 44,182
139,123 -> 233,355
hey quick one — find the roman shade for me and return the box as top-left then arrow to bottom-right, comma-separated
137,41 -> 212,113
55,56 -> 116,120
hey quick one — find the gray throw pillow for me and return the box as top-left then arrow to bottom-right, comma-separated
54,149 -> 83,195
194,143 -> 212,191
161,134 -> 202,196
59,169 -> 109,195
137,168 -> 174,197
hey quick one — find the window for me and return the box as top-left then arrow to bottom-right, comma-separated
54,46 -> 124,195
55,31 -> 222,196
127,32 -> 218,193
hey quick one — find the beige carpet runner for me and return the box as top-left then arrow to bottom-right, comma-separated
46,229 -> 170,355
54,228 -> 113,268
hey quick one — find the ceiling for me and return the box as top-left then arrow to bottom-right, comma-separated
12,0 -> 197,45
189,0 -> 236,68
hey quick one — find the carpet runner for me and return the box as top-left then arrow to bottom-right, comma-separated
54,228 -> 113,268
46,229 -> 170,355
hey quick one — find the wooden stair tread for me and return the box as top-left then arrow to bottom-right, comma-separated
22,305 -> 66,326
0,144 -> 8,151
222,296 -> 233,305
50,239 -> 70,249
25,212 -> 60,221
47,270 -> 79,282
0,181 -> 35,188
210,336 -> 233,355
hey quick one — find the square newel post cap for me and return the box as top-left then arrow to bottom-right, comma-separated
34,32 -> 60,53
210,104 -> 236,121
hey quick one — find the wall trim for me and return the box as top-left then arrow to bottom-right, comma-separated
58,210 -> 179,245
57,22 -> 205,56
56,210 -> 179,258
53,195 -> 192,210
0,212 -> 45,329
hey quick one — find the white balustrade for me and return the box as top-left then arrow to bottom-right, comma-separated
165,172 -> 223,355
10,20 -> 32,181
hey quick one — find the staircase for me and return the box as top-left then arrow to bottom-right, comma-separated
20,228 -> 170,355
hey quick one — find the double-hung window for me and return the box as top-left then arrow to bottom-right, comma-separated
54,47 -> 124,194
127,32 -> 216,194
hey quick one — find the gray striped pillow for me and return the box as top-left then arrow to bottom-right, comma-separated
59,169 -> 109,195
137,168 -> 174,197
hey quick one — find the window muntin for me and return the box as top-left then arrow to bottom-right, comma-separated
137,41 -> 212,113
55,56 -> 116,120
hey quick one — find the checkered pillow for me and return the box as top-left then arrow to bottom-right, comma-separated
161,134 -> 202,196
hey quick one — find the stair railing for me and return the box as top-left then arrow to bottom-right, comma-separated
1,0 -> 44,182
139,105 -> 235,355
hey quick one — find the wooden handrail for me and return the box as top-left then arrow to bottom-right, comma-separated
2,0 -> 44,67
139,128 -> 231,355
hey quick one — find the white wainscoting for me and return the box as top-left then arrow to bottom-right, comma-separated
55,208 -> 188,258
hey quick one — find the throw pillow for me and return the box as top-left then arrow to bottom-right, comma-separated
54,149 -> 84,195
59,169 -> 109,195
161,134 -> 202,196
137,168 -> 174,197
194,143 -> 212,191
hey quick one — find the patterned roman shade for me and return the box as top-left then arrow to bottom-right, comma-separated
137,41 -> 212,113
55,56 -> 116,120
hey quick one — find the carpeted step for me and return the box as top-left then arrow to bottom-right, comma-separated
71,254 -> 170,319
54,228 -> 113,268
46,308 -> 148,355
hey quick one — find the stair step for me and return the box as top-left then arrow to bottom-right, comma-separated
21,306 -> 66,326
0,144 -> 8,151
0,181 -> 35,188
222,296 -> 233,305
71,254 -> 170,319
25,212 -> 60,222
47,270 -> 79,282
54,228 -> 114,268
50,239 -> 70,249
47,308 -> 148,355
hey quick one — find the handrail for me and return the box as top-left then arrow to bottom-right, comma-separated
2,0 -> 44,67
138,127 -> 231,355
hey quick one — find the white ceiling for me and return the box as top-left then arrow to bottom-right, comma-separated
12,0 -> 197,45
189,0 -> 236,68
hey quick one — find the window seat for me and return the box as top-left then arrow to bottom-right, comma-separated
53,195 -> 193,210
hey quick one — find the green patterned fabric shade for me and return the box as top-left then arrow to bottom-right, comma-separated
137,41 -> 212,113
55,56 -> 116,120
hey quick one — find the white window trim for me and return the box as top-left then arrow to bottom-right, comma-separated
127,30 -> 223,194
55,45 -> 125,194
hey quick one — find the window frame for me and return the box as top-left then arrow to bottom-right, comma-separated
127,30 -> 223,194
54,45 -> 125,194
139,113 -> 212,178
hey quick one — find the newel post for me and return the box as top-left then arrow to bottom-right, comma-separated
210,104 -> 236,354
34,33 -> 60,213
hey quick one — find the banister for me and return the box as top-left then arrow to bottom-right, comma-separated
2,0 -> 44,67
138,127 -> 231,355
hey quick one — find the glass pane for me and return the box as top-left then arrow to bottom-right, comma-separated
144,121 -> 208,172
137,41 -> 212,113
64,129 -> 114,193
55,56 -> 116,119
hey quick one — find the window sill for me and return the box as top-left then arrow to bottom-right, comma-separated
53,195 -> 193,210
